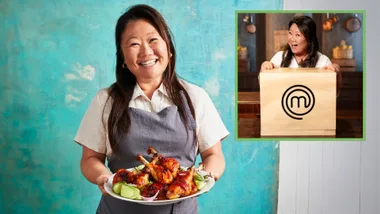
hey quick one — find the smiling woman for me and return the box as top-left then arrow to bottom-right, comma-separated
262,16 -> 333,69
260,15 -> 342,90
121,19 -> 170,95
73,4 -> 229,214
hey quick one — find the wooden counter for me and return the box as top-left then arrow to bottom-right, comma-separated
238,92 -> 260,119
238,117 -> 363,139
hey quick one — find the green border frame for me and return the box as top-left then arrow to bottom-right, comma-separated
235,10 -> 366,141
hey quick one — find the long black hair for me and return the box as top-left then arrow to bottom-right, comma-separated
281,15 -> 320,67
103,4 -> 196,154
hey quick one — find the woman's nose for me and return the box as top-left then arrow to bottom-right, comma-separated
140,43 -> 153,56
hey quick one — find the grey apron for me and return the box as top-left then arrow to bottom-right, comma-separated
97,93 -> 198,214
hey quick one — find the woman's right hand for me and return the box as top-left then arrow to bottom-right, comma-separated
96,174 -> 110,196
261,61 -> 275,70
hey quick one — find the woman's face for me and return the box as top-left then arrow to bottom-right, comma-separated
288,23 -> 308,56
121,19 -> 169,83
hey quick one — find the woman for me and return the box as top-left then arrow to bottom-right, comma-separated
74,4 -> 229,214
261,15 -> 342,91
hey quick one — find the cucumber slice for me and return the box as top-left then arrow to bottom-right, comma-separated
131,187 -> 142,200
193,172 -> 204,181
112,182 -> 123,194
134,164 -> 145,171
120,185 -> 135,198
119,183 -> 142,200
195,179 -> 207,190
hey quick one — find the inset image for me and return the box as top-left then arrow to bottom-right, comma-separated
236,11 -> 364,140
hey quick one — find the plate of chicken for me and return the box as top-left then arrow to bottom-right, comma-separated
104,146 -> 215,205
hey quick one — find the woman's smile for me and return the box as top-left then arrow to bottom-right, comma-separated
121,19 -> 169,81
139,59 -> 158,67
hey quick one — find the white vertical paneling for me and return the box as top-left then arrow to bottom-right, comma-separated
278,142 -> 363,214
295,143 -> 310,214
360,141 -> 379,214
340,143 -> 361,214
320,143 -> 335,214
277,142 -> 298,214
307,143 -> 323,214
329,143 -> 361,214
279,0 -> 379,214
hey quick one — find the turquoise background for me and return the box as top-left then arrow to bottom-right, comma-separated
0,0 -> 281,213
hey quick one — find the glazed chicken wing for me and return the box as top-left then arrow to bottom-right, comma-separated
137,154 -> 175,184
140,182 -> 168,200
112,169 -> 135,185
166,166 -> 198,199
133,169 -> 151,189
147,146 -> 180,178
112,168 -> 151,190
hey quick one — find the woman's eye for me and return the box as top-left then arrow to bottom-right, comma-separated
130,43 -> 139,47
150,38 -> 158,43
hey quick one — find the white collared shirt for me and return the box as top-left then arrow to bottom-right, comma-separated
270,51 -> 332,68
74,79 -> 230,157
129,82 -> 173,113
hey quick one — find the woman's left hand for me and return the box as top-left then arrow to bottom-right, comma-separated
200,142 -> 225,182
323,63 -> 340,72
323,63 -> 342,95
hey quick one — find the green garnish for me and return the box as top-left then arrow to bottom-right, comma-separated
134,164 -> 145,171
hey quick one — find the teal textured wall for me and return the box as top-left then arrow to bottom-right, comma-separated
0,0 -> 282,213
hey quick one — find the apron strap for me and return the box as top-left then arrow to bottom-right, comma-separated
179,90 -> 197,131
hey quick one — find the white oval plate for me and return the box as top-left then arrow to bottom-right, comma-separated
104,168 -> 215,206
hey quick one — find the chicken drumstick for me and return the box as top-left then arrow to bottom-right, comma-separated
166,166 -> 198,199
137,154 -> 175,184
140,182 -> 168,200
112,168 -> 151,190
147,146 -> 180,178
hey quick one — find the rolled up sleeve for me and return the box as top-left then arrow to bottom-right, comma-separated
74,90 -> 107,154
195,89 -> 230,153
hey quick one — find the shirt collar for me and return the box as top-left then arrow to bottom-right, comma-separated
131,82 -> 170,101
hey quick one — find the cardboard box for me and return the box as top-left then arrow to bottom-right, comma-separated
259,68 -> 337,136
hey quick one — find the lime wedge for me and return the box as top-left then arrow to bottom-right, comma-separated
193,172 -> 204,181
120,185 -> 135,198
195,179 -> 207,190
118,183 -> 142,200
134,164 -> 145,171
131,187 -> 142,200
112,182 -> 123,194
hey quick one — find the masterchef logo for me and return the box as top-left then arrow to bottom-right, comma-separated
281,85 -> 315,120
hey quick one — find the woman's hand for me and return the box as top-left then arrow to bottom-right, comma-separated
323,63 -> 342,96
261,61 -> 275,70
80,146 -> 112,195
96,174 -> 110,196
323,63 -> 340,72
200,142 -> 225,181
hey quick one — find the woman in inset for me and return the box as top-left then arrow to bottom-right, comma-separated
74,4 -> 229,214
261,15 -> 342,90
